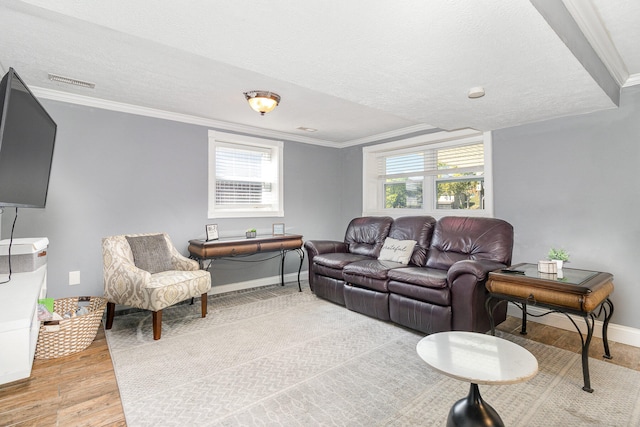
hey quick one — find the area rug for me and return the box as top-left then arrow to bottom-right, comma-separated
105,284 -> 640,426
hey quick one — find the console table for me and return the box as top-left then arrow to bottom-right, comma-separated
188,234 -> 304,291
485,263 -> 614,392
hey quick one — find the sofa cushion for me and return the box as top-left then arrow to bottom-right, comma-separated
389,293 -> 452,334
344,216 -> 393,257
377,238 -> 416,264
388,216 -> 436,266
387,266 -> 448,289
313,252 -> 371,270
426,217 -> 514,270
343,258 -> 403,280
344,285 -> 390,321
313,263 -> 348,280
388,280 -> 451,306
125,234 -> 173,274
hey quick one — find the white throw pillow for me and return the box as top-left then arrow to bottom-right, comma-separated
378,237 -> 417,265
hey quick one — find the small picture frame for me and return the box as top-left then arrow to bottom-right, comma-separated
272,223 -> 285,236
205,224 -> 219,241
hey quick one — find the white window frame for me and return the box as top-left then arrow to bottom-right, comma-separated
362,129 -> 493,218
208,130 -> 284,218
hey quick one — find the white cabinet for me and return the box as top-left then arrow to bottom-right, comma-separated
0,265 -> 47,384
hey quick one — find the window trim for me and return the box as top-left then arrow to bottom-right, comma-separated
208,130 -> 284,219
362,129 -> 493,218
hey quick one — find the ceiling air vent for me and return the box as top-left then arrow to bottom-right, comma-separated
48,73 -> 95,89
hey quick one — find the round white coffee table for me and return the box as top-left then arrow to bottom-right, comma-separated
417,331 -> 538,427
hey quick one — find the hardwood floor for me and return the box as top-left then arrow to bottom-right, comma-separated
0,325 -> 125,426
1,317 -> 639,426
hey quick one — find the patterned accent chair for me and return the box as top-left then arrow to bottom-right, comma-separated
102,233 -> 211,340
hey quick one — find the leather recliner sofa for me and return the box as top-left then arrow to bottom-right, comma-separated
304,215 -> 514,334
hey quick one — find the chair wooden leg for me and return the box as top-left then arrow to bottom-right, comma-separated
152,310 -> 162,340
201,293 -> 208,317
105,302 -> 115,329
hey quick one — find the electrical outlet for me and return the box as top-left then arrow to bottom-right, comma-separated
69,271 -> 80,286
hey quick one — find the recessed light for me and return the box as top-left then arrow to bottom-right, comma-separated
468,87 -> 485,99
297,126 -> 317,132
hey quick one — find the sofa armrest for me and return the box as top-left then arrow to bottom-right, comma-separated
448,259 -> 508,332
447,259 -> 507,284
303,240 -> 348,291
304,240 -> 348,258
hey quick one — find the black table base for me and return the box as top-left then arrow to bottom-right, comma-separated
447,383 -> 504,427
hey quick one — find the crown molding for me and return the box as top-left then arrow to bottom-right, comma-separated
563,0 -> 628,87
339,123 -> 437,148
624,73 -> 640,88
30,86 -> 434,149
31,87 -> 342,147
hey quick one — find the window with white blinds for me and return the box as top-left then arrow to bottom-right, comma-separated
362,129 -> 492,217
208,131 -> 283,218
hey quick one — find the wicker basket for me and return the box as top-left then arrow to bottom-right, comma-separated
35,296 -> 107,359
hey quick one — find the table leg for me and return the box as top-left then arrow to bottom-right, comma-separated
520,302 -> 528,335
601,298 -> 614,359
566,299 -> 614,393
447,383 -> 504,427
280,249 -> 286,287
485,297 -> 496,336
280,249 -> 305,292
295,248 -> 304,292
580,314 -> 595,393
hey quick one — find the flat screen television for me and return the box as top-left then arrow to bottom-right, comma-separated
0,67 -> 57,208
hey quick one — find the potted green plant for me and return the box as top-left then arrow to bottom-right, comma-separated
547,248 -> 569,269
246,228 -> 257,238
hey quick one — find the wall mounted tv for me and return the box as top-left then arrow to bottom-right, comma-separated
0,67 -> 57,208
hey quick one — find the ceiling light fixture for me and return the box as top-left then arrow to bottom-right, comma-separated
48,73 -> 95,89
296,126 -> 317,132
468,86 -> 485,99
243,90 -> 281,115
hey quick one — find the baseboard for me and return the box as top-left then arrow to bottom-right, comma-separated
208,272 -> 301,295
507,305 -> 640,348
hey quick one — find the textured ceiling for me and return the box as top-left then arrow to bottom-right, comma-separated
1,0 -> 639,147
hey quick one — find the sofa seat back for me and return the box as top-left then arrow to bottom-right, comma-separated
344,216 -> 393,257
426,217 -> 514,270
387,216 -> 436,267
342,216 -> 437,287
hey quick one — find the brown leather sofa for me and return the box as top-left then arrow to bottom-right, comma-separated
304,216 -> 513,334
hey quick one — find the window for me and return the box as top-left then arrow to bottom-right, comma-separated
208,131 -> 283,218
362,129 -> 492,218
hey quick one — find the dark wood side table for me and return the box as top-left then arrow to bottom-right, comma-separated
485,263 -> 614,393
188,234 -> 304,291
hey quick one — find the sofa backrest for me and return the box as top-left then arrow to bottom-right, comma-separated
344,216 -> 393,257
388,216 -> 437,266
426,216 -> 514,270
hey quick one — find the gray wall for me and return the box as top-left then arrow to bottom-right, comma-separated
493,85 -> 640,329
2,100 -> 342,298
3,85 -> 638,330
336,87 -> 640,329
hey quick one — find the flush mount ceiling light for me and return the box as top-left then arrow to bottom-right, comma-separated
468,86 -> 485,99
243,90 -> 281,115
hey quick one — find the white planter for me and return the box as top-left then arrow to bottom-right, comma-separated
553,259 -> 564,270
